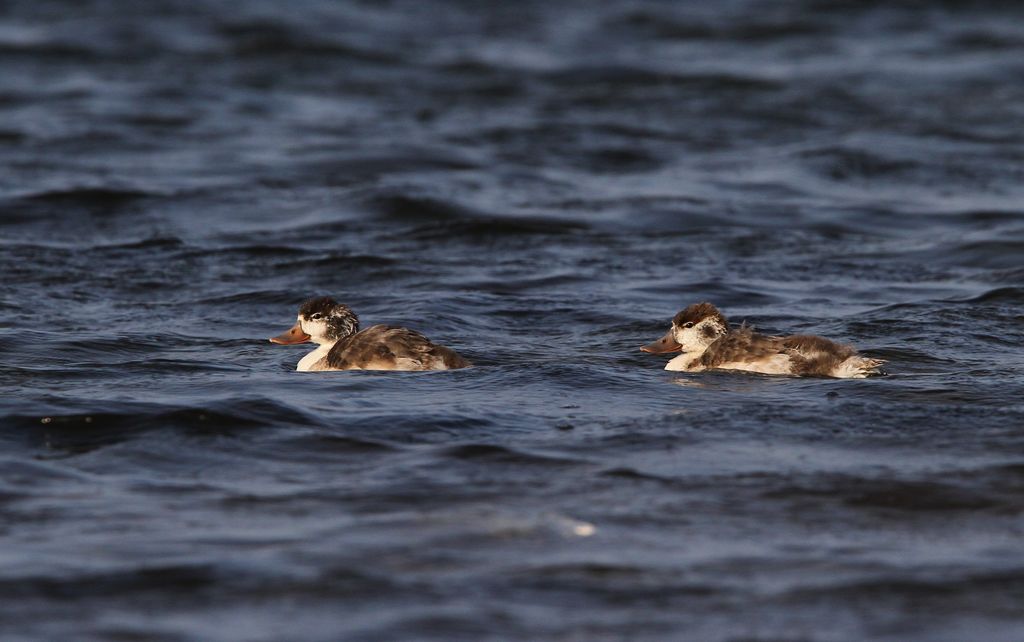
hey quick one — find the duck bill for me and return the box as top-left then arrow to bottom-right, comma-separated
269,322 -> 311,345
641,329 -> 682,354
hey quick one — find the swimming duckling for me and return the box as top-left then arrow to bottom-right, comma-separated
642,302 -> 884,378
269,297 -> 470,371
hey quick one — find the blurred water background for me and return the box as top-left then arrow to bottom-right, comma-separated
2,1 -> 1024,640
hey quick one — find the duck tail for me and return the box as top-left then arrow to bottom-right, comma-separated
432,345 -> 472,370
834,355 -> 886,379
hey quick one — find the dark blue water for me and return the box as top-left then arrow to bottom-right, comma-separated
2,1 -> 1024,640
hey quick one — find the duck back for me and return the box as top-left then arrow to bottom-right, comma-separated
324,325 -> 470,371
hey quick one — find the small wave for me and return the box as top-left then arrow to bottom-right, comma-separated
0,129 -> 26,144
544,65 -> 785,92
0,187 -> 156,225
508,561 -> 718,598
0,458 -> 94,484
950,287 -> 1024,304
860,346 -> 952,366
800,146 -> 917,181
600,467 -> 680,484
0,564 -> 221,599
180,244 -> 306,259
922,240 -> 1024,270
405,217 -> 585,240
842,480 -> 998,511
763,474 -> 1002,512
0,41 -> 101,61
325,413 -> 495,439
939,209 -> 1024,225
4,399 -> 316,456
781,568 -> 1024,603
21,186 -> 154,207
44,336 -> 194,363
440,443 -> 582,467
278,253 -> 400,270
357,192 -> 584,237
276,433 -> 399,455
453,272 -> 585,294
578,147 -> 665,174
93,236 -> 185,251
362,193 -> 477,223
946,31 -> 1024,51
290,152 -> 477,187
190,290 -> 298,306
119,112 -> 195,130
607,9 -> 827,42
218,21 -> 401,64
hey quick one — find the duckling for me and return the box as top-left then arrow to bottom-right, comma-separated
641,302 -> 884,378
269,297 -> 470,371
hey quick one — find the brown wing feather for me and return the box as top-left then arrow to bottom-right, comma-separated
326,325 -> 470,371
699,327 -> 784,368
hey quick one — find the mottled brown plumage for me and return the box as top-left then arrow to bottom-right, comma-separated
643,302 -> 884,378
324,324 -> 471,371
697,326 -> 778,367
698,327 -> 858,376
269,297 -> 471,372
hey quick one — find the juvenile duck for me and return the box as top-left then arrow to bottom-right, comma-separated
641,302 -> 883,378
269,297 -> 471,372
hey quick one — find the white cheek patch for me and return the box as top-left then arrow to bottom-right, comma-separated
674,321 -> 724,351
301,318 -> 331,343
674,326 -> 701,350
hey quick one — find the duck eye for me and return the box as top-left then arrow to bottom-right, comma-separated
683,322 -> 694,328
311,313 -> 323,320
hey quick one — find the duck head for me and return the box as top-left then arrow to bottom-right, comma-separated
641,302 -> 729,354
269,296 -> 360,346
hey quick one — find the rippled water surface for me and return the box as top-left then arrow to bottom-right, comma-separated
2,1 -> 1024,640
